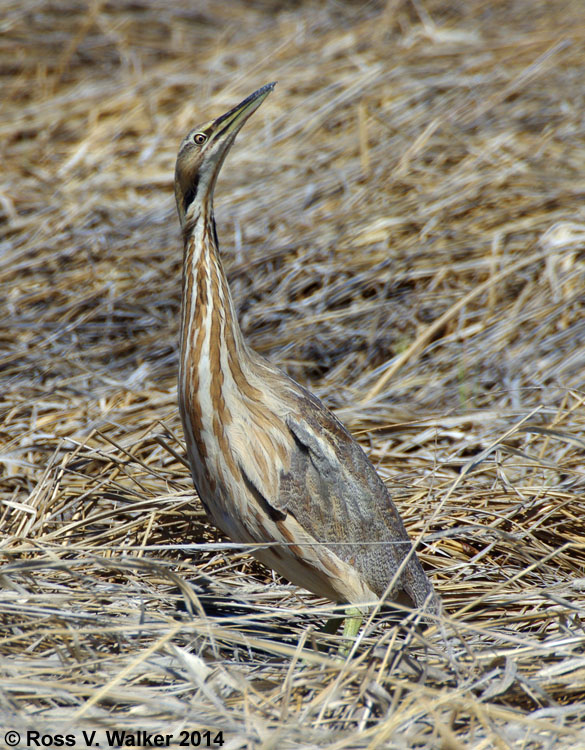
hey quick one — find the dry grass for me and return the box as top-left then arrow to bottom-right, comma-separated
2,0 -> 585,747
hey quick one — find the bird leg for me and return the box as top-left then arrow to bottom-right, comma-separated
320,606 -> 363,647
342,606 -> 363,640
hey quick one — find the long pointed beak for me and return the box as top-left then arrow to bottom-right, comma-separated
211,82 -> 276,144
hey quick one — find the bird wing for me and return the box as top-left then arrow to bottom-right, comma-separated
272,389 -> 430,602
234,376 -> 436,609
280,391 -> 410,546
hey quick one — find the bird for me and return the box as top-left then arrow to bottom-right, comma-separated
174,82 -> 439,635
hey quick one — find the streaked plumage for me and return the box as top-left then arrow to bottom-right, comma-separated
175,83 -> 439,616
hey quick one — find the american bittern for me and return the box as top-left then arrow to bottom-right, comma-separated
174,83 -> 439,632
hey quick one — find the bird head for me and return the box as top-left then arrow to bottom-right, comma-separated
175,82 -> 276,228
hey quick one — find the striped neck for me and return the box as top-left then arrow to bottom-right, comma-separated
178,200 -> 294,504
180,205 -> 247,359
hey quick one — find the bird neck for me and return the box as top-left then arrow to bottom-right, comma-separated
178,201 -> 294,495
180,203 -> 250,388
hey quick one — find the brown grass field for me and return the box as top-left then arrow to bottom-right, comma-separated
2,1 -> 585,747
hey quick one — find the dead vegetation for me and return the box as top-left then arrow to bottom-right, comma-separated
1,0 -> 585,747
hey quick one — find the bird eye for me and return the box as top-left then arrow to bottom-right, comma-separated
193,133 -> 207,145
